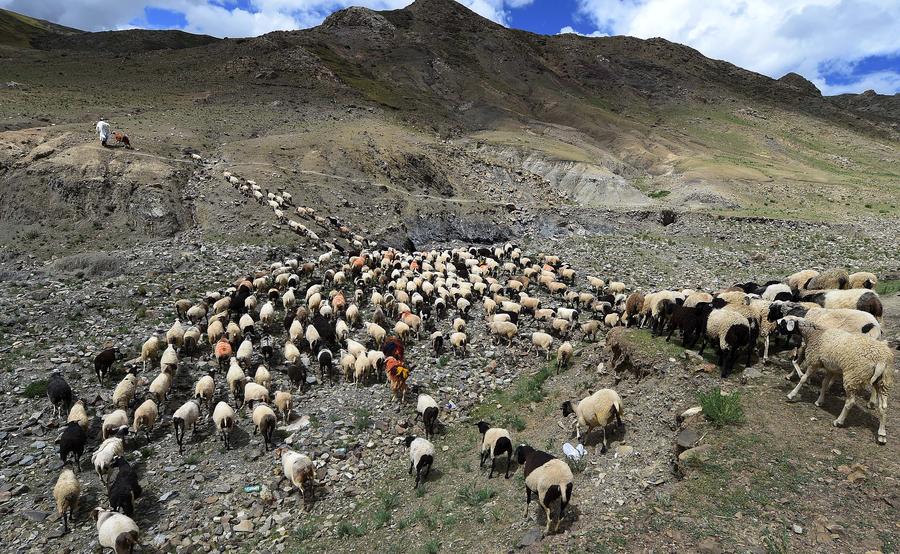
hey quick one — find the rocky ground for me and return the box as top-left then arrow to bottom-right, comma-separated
0,190 -> 897,552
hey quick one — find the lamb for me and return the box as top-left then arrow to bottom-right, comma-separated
580,320 -> 601,341
623,292 -> 644,327
848,271 -> 878,290
67,400 -> 89,432
799,288 -> 883,321
405,436 -> 435,489
430,331 -> 444,355
159,344 -> 178,375
415,394 -> 440,439
53,468 -> 80,534
112,373 -> 137,411
93,347 -> 121,384
561,389 -> 624,453
514,444 -> 574,536
140,336 -> 164,372
475,421 -> 513,478
92,437 -> 125,485
193,374 -> 215,414
664,302 -> 712,348
450,331 -> 468,357
107,456 -> 142,517
277,448 -> 315,507
172,400 -> 201,454
47,372 -> 73,418
274,391 -> 293,424
252,404 -> 277,451
132,399 -> 158,440
531,332 -> 553,360
92,507 -> 139,554
604,313 -> 620,328
226,358 -> 246,403
805,268 -> 850,290
698,308 -> 754,377
557,341 -> 573,372
102,410 -> 128,440
59,420 -> 87,471
781,318 -> 895,444
242,381 -> 270,411
551,317 -> 571,337
212,401 -> 235,450
148,371 -> 172,404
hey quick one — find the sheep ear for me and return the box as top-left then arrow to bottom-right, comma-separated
786,319 -> 795,331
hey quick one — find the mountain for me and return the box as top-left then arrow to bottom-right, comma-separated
0,8 -> 81,48
0,0 -> 897,258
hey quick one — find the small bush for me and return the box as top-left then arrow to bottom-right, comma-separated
378,490 -> 400,511
353,408 -> 372,430
421,539 -> 441,554
295,524 -> 315,541
512,365 -> 551,403
372,509 -> 391,528
457,483 -> 496,506
336,521 -> 366,538
698,388 -> 744,426
876,279 -> 900,296
23,380 -> 47,398
505,414 -> 526,432
437,354 -> 450,368
648,189 -> 671,199
565,455 -> 587,474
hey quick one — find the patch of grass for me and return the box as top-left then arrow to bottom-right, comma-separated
23,380 -> 47,398
135,306 -> 147,319
648,189 -> 671,199
372,508 -> 391,528
876,279 -> 900,296
141,446 -> 156,459
457,482 -> 496,507
183,452 -> 201,465
352,408 -> 372,430
512,364 -> 552,404
336,521 -> 366,538
698,388 -> 744,426
762,528 -> 790,554
420,539 -> 441,554
295,524 -> 315,541
437,354 -> 450,368
505,414 -> 526,432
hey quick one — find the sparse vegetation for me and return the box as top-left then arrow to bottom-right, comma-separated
457,482 -> 496,507
698,388 -> 744,426
22,380 -> 47,398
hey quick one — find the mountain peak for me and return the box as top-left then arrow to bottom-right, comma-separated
777,72 -> 821,96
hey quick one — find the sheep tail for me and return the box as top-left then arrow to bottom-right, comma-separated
870,361 -> 888,387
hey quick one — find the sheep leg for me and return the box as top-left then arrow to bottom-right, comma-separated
762,336 -> 770,364
408,461 -> 413,475
815,374 -> 836,407
600,427 -> 608,454
542,502 -> 552,536
505,451 -> 511,479
875,390 -> 887,445
867,389 -> 877,410
833,394 -> 857,427
524,488 -> 532,518
787,364 -> 816,401
480,450 -> 487,468
489,456 -> 496,479
62,509 -> 69,534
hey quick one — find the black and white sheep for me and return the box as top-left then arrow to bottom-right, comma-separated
172,399 -> 201,454
561,389 -> 624,453
59,420 -> 88,471
476,421 -> 513,478
405,436 -> 435,489
213,401 -> 235,450
92,507 -> 139,554
107,456 -> 142,517
415,394 -> 440,439
514,444 -> 573,536
252,404 -> 277,451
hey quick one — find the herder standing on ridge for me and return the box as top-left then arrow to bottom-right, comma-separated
96,117 -> 110,147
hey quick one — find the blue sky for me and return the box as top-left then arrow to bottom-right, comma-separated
3,0 -> 899,95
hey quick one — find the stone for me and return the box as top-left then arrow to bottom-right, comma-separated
22,510 -> 50,522
792,524 -> 803,534
676,428 -> 699,450
678,444 -> 711,464
616,445 -> 634,458
698,537 -> 722,554
518,528 -> 542,548
214,484 -> 232,494
742,367 -> 763,380
234,520 -> 254,533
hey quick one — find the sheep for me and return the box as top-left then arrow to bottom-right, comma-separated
226,358 -> 246,403
561,389 -> 624,453
140,336 -> 164,372
53,468 -> 80,534
166,319 -> 186,349
335,319 -> 350,342
317,348 -> 335,385
242,381 -> 270,411
186,303 -> 207,325
175,298 -> 192,320
805,268 -> 850,290
698,307 -> 754,377
132,399 -> 158,441
587,276 -> 605,292
92,507 -> 139,554
556,307 -> 579,322
212,402 -> 235,450
252,404 -> 277,451
92,437 -> 125,485
93,347 -> 121,384
475,421 -> 513,478
514,444 -> 574,536
193,374 -> 215,414
604,313 -> 621,328
761,283 -> 793,302
531,332 -> 553,360
787,269 -> 820,290
664,302 -> 713,348
340,352 -> 356,381
365,322 -> 386,348
534,308 -> 555,322
405,436 -> 435,489
781,319 -> 895,444
489,321 -> 518,346
282,287 -> 296,311
254,364 -> 272,390
112,373 -> 137,411
208,319 -> 226,347
768,302 -> 881,339
47,372 -> 73,418
101,410 -> 128,440
415,394 -> 440,439
394,320 -> 411,342
848,271 -> 878,290
557,341 -> 573,372
67,400 -> 89,433
608,281 -> 626,294
430,331 -> 444,356
172,400 -> 201,454
182,326 -> 201,359
59,420 -> 87,471
107,456 -> 142,517
353,353 -> 372,385
274,391 -> 293,424
148,371 -> 172,404
551,317 -> 571,337
623,291 -> 644,327
159,344 -> 178,375
277,448 -> 315,507
683,291 -> 713,309
798,288 -> 883,321
450,331 -> 468,357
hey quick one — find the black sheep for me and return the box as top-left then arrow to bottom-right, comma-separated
317,348 -> 335,386
287,356 -> 308,390
93,347 -> 121,384
46,373 -> 73,417
664,302 -> 713,347
310,313 -> 336,348
108,456 -> 142,517
59,421 -> 87,471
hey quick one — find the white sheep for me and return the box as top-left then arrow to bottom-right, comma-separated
366,322 -> 386,348
212,401 -> 235,450
101,409 -> 128,440
92,507 -> 139,554
848,271 -> 878,290
148,371 -> 173,404
515,444 -> 574,536
787,269 -> 819,290
193,374 -> 215,413
132,399 -> 158,440
254,365 -> 272,390
557,341 -> 573,371
92,437 -> 124,484
227,357 -> 246,402
274,391 -> 293,424
531,332 -> 553,360
490,321 -> 518,347
67,400 -> 89,433
561,388 -> 623,453
278,448 -> 315,506
782,319 -> 895,443
805,268 -> 850,290
252,404 -> 277,451
405,436 -> 435,488
112,374 -> 137,410
799,288 -> 883,321
172,399 -> 201,454
53,468 -> 80,534
160,344 -> 178,374
242,381 -> 270,411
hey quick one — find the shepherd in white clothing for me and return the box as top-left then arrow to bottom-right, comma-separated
96,118 -> 110,147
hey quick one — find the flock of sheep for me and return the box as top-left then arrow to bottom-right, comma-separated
34,167 -> 895,551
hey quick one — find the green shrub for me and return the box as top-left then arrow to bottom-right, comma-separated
648,189 -> 671,199
457,483 -> 496,506
698,388 -> 744,426
876,279 -> 900,296
336,521 -> 366,537
295,524 -> 315,541
23,380 -> 47,398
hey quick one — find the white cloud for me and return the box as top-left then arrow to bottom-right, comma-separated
572,0 -> 900,94
558,25 -> 607,38
0,0 -> 534,36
